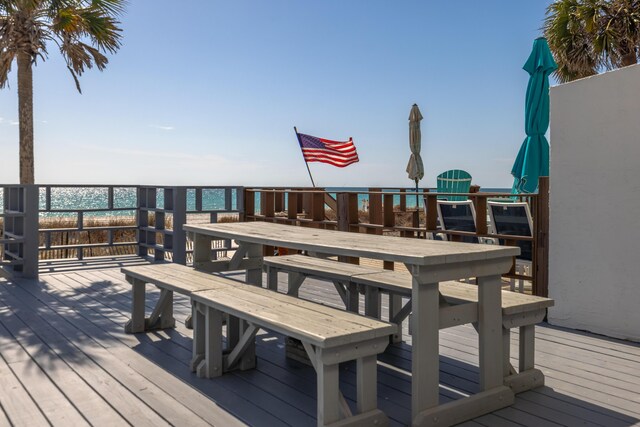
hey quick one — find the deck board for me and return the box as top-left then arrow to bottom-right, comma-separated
0,258 -> 638,426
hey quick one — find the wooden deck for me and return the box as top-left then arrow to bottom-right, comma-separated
0,256 -> 639,426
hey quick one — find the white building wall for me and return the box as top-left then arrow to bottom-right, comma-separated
549,64 -> 640,341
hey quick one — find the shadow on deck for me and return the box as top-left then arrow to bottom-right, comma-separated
0,259 -> 638,426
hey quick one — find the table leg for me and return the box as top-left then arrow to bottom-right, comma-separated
193,233 -> 213,267
477,274 -> 503,390
411,268 -> 440,420
240,242 -> 260,367
244,242 -> 263,287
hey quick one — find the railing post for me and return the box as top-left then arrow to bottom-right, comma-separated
399,189 -> 406,212
311,189 -> 325,225
287,191 -> 298,221
243,189 -> 254,221
136,187 -> 146,257
172,187 -> 187,265
534,177 -> 550,297
368,188 -> 382,235
22,185 -> 39,279
474,194 -> 488,235
425,193 -> 438,233
336,193 -> 359,264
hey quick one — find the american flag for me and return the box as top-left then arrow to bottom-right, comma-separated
297,133 -> 359,168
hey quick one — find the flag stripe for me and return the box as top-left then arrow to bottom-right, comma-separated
297,133 -> 359,167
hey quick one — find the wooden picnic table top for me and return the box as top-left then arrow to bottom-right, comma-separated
184,222 -> 519,266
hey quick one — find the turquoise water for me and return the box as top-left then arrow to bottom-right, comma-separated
0,186 -> 510,217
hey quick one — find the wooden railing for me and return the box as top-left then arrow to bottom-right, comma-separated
2,181 -> 549,297
244,179 -> 550,297
1,184 -> 244,279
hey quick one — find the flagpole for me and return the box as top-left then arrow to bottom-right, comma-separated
294,126 -> 316,187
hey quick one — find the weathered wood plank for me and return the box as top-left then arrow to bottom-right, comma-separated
13,274 -> 295,427
0,355 -> 49,426
0,315 -> 127,427
184,222 -> 519,265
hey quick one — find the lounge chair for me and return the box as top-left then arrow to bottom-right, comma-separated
436,200 -> 479,244
437,169 -> 472,201
487,201 -> 533,293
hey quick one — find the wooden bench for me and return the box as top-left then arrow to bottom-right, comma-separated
191,283 -> 396,427
263,254 -> 384,314
264,254 -> 554,393
121,263 -> 237,333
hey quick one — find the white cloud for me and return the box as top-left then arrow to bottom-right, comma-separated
10,121 -> 18,126
149,125 -> 175,131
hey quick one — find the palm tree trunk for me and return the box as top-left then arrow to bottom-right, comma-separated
17,53 -> 34,185
621,51 -> 638,66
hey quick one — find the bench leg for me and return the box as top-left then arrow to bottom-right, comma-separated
316,359 -> 341,426
504,324 -> 545,393
146,288 -> 175,330
389,294 -> 403,343
346,283 -> 359,313
125,278 -> 146,333
244,243 -> 263,287
503,327 -> 515,377
191,302 -> 205,372
237,319 -> 257,370
266,266 -> 279,291
519,324 -> 535,372
287,272 -> 305,297
364,287 -> 381,319
196,305 -> 224,379
357,355 -> 377,413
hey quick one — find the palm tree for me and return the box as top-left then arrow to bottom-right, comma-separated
544,0 -> 640,83
0,0 -> 124,184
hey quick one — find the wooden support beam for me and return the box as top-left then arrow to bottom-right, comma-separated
287,192 -> 298,220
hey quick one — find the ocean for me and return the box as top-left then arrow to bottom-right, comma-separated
0,186 -> 510,217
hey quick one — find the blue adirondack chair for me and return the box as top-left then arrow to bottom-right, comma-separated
436,169 -> 472,201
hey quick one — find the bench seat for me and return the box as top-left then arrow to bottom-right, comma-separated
263,254 -> 555,394
121,263 -> 240,333
123,263 -> 396,426
191,283 -> 395,427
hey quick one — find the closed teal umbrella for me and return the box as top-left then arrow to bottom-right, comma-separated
511,37 -> 557,194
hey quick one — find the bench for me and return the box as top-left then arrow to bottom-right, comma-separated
263,254 -> 384,314
263,254 -> 554,393
123,263 -> 396,426
121,263 -> 237,333
191,282 -> 395,427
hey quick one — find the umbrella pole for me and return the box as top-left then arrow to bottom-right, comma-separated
415,179 -> 419,210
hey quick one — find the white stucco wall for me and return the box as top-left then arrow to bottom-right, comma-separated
548,64 -> 640,342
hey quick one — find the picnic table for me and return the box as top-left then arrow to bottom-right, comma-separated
184,221 -> 520,426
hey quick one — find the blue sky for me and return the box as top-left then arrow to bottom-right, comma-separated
0,1 -> 554,188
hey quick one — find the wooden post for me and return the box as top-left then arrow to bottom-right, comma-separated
171,187 -> 187,265
274,191 -> 284,212
311,190 -> 325,225
264,190 -> 275,219
336,193 -> 359,265
399,189 -> 406,212
22,185 -> 39,279
244,190 -> 255,221
534,177 -> 550,297
474,194 -> 488,235
382,193 -> 395,270
368,188 -> 382,235
425,193 -> 438,232
287,191 -> 298,221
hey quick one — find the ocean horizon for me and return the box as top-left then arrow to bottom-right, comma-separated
0,186 -> 511,217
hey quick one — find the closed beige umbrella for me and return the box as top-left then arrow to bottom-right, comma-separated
406,104 -> 424,207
